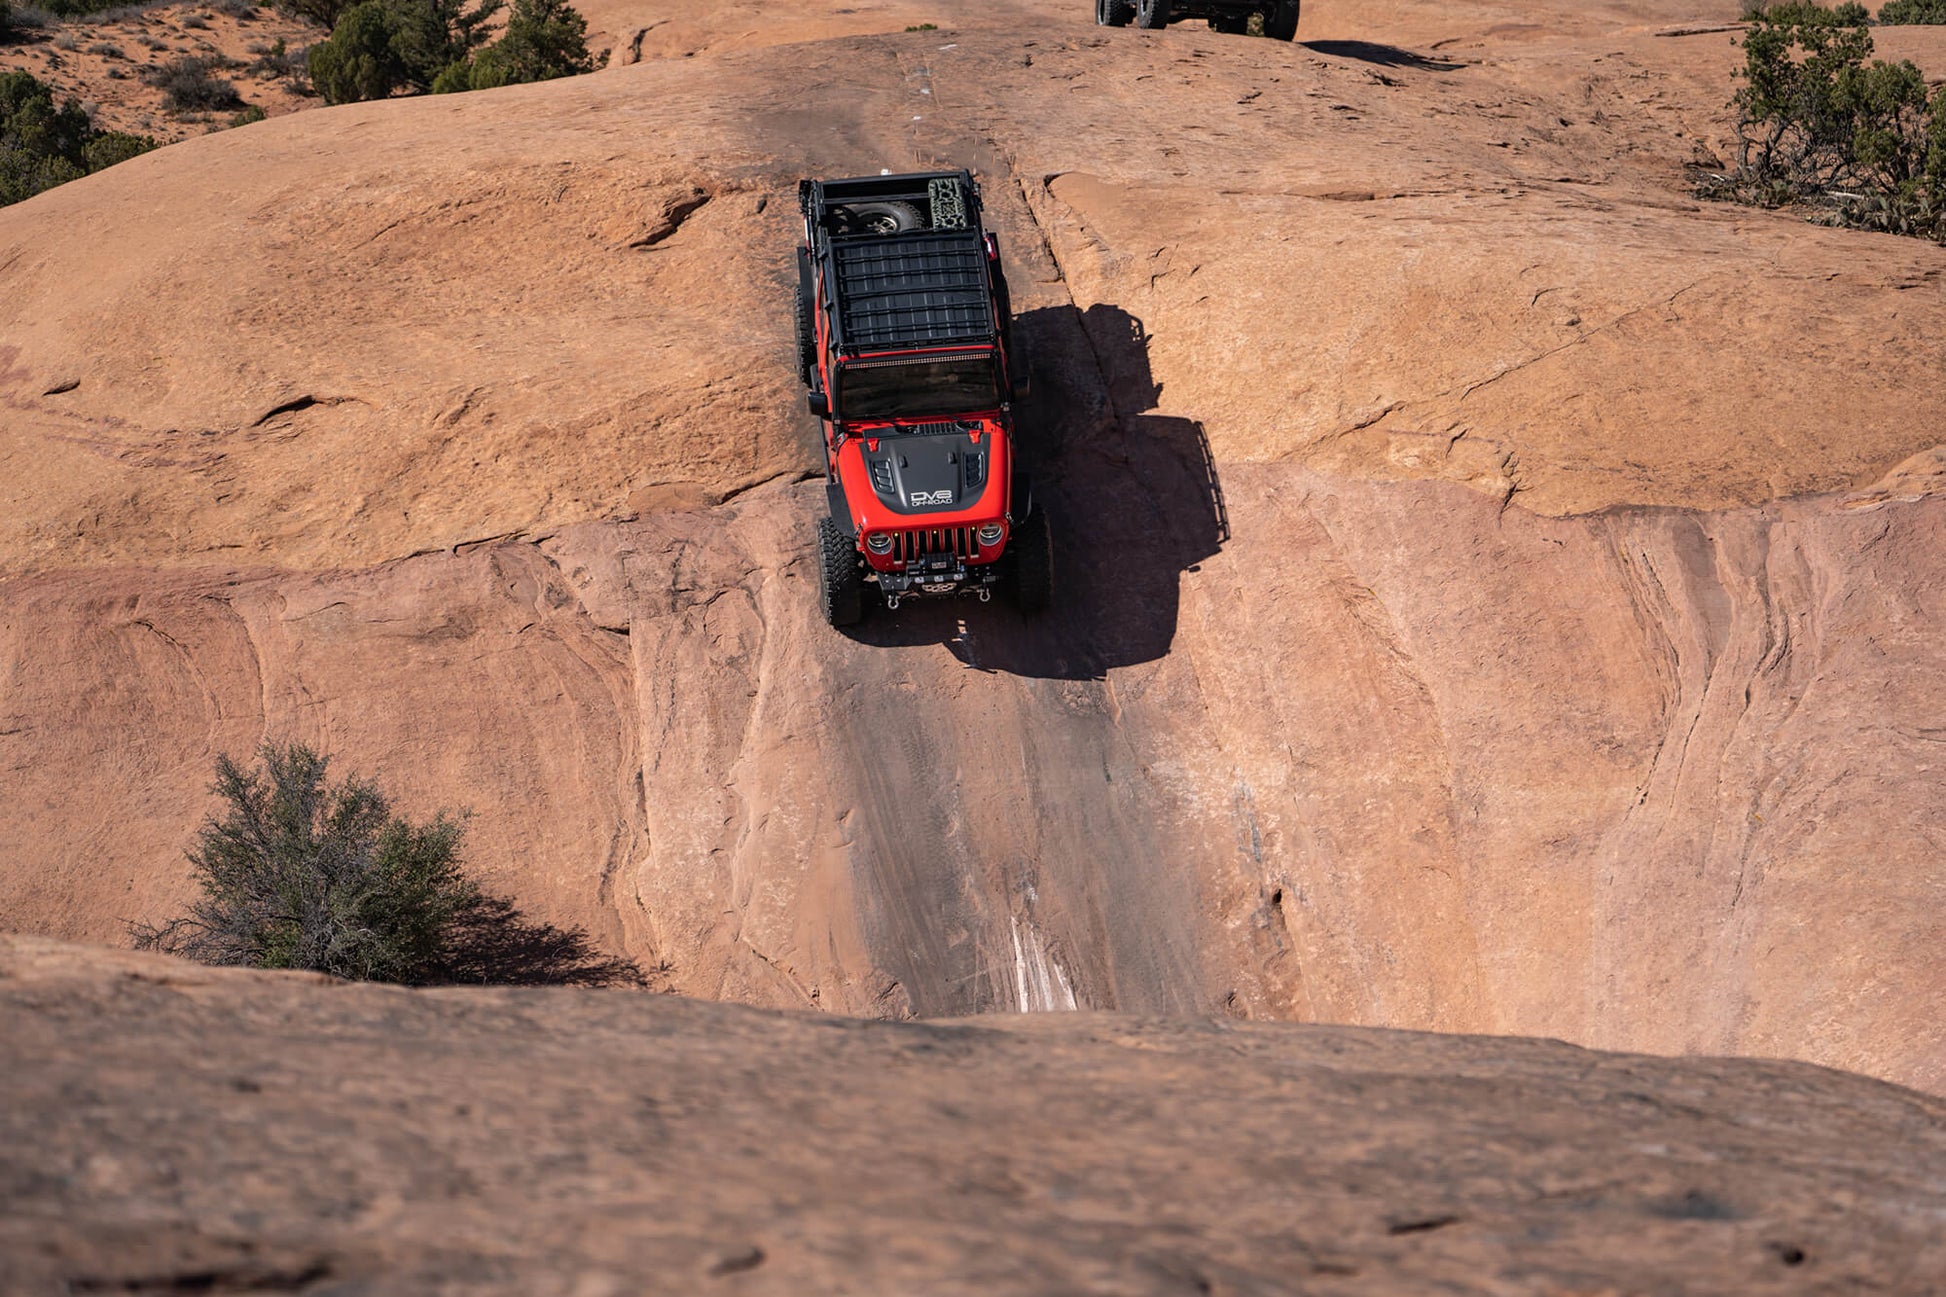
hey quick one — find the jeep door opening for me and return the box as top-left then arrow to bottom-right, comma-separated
796,170 -> 1053,627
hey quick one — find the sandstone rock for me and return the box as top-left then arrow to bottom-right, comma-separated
4,935 -> 1943,1295
0,0 -> 1941,1105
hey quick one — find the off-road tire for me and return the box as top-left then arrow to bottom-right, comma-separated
1009,508 -> 1053,615
839,201 -> 924,236
794,263 -> 816,387
817,515 -> 865,627
1261,0 -> 1298,39
1097,0 -> 1134,25
1134,0 -> 1170,28
1210,13 -> 1248,33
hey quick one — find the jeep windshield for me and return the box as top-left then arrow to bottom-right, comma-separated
838,353 -> 1000,420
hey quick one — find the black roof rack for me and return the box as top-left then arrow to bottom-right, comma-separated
800,169 -> 999,357
832,230 -> 991,352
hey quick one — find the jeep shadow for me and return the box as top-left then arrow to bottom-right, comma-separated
844,303 -> 1229,681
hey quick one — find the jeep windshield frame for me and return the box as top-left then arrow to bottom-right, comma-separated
836,350 -> 1002,421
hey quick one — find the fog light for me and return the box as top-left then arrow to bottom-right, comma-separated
865,532 -> 894,554
976,522 -> 1005,546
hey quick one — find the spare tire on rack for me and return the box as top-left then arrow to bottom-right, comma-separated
1134,0 -> 1170,28
835,201 -> 924,236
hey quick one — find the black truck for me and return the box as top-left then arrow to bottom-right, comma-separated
1097,0 -> 1299,38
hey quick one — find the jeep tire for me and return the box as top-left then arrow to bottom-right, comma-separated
1009,508 -> 1053,615
1096,0 -> 1134,24
817,514 -> 865,627
794,252 -> 817,386
1134,0 -> 1170,28
1262,0 -> 1298,39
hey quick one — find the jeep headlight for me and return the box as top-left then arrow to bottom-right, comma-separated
976,522 -> 1005,546
865,532 -> 894,554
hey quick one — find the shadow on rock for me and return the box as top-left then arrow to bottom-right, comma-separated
1303,40 -> 1464,72
436,895 -> 649,988
846,303 -> 1229,681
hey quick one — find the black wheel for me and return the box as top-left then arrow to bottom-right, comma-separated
837,201 -> 924,236
1008,508 -> 1053,615
794,251 -> 816,387
817,515 -> 865,627
1096,0 -> 1133,25
1134,0 -> 1170,28
1210,13 -> 1247,32
1261,0 -> 1297,39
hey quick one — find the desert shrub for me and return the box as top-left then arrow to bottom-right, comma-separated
226,100 -> 264,124
38,0 -> 164,15
1878,0 -> 1946,21
84,3 -> 167,21
273,0 -> 356,30
308,0 -> 497,101
1707,2 -> 1946,239
0,68 -> 154,204
307,0 -> 408,100
132,744 -> 645,987
250,34 -> 306,81
80,124 -> 151,164
144,52 -> 244,110
432,0 -> 594,92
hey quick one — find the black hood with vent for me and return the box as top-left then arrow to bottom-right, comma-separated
858,424 -> 989,515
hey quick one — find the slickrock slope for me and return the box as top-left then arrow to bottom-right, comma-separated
1,0 -> 1943,1094
6,935 -> 1946,1295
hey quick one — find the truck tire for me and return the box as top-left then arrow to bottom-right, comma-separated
817,514 -> 865,627
1008,508 -> 1053,615
1262,0 -> 1298,39
838,201 -> 924,236
794,251 -> 817,387
1134,0 -> 1170,28
1096,0 -> 1134,24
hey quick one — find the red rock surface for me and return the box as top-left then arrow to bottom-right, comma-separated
1,0 -> 1943,1103
6,934 -> 1945,1295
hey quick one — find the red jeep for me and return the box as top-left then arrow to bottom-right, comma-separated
795,170 -> 1052,627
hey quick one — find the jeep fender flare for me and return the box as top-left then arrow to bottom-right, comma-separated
826,482 -> 858,537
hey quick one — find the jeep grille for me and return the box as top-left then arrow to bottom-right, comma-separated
892,526 -> 979,563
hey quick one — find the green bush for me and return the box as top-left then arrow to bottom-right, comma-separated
0,69 -> 155,206
1877,0 -> 1946,22
308,0 -> 499,102
132,743 -> 644,987
432,0 -> 595,92
1712,3 -> 1945,239
308,0 -> 413,102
